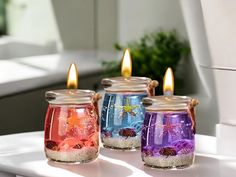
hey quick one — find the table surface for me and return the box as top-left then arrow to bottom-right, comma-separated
0,132 -> 235,177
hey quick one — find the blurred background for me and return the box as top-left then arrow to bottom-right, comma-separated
0,0 -> 233,139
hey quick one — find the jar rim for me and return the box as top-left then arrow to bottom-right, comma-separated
142,96 -> 195,111
101,76 -> 152,92
45,89 -> 95,104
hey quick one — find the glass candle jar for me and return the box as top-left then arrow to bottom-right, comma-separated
101,77 -> 158,150
141,96 -> 198,169
44,90 -> 100,163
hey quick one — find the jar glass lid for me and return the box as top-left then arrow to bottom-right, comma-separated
46,89 -> 95,104
142,96 -> 194,111
101,76 -> 152,92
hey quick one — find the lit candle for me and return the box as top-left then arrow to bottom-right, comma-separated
163,67 -> 174,97
101,49 -> 158,150
67,63 -> 78,89
121,49 -> 132,78
141,67 -> 198,169
44,63 -> 100,163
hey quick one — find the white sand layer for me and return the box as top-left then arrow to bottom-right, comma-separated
143,153 -> 194,168
45,147 -> 98,163
102,136 -> 140,149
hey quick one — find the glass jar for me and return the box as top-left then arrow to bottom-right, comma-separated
44,89 -> 100,163
101,77 -> 158,150
141,96 -> 198,169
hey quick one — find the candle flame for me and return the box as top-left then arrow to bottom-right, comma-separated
163,67 -> 174,96
121,49 -> 132,78
67,63 -> 78,89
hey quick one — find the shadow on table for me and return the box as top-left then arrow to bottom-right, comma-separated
1,149 -> 133,177
100,147 -> 143,168
48,157 -> 133,177
100,147 -> 236,177
142,155 -> 222,177
5,147 -> 236,177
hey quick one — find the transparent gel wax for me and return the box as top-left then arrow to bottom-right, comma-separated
44,104 -> 99,163
101,92 -> 147,150
141,95 -> 198,169
141,111 -> 195,168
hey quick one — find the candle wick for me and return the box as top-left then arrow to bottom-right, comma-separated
164,90 -> 173,97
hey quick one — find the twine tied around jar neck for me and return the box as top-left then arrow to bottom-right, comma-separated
93,93 -> 102,103
188,99 -> 199,134
148,80 -> 159,96
93,93 -> 102,116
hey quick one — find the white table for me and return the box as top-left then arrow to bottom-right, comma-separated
0,132 -> 235,177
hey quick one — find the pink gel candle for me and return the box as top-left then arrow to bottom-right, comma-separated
44,90 -> 99,163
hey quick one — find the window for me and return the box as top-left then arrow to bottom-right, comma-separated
0,0 -> 6,36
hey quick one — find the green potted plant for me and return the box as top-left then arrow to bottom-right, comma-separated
102,30 -> 190,95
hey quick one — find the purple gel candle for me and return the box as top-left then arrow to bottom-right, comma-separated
141,96 -> 198,169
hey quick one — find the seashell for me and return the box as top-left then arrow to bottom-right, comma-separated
45,140 -> 58,151
119,128 -> 136,137
159,147 -> 177,156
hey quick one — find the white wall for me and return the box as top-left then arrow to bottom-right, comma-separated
181,0 -> 236,135
6,0 -> 59,46
95,0 -> 188,50
6,0 -> 187,51
200,0 -> 236,126
96,0 -> 118,50
51,0 -> 95,50
180,0 -> 219,136
117,0 -> 187,45
6,0 -> 95,50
